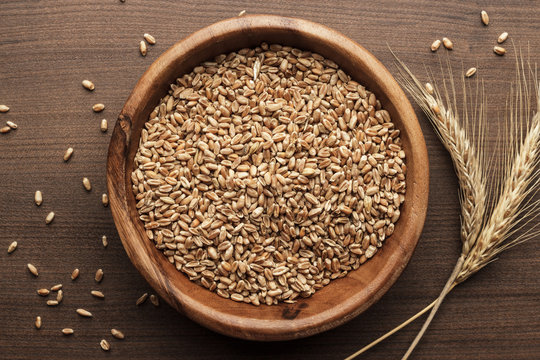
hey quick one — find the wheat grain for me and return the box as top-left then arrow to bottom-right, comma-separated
100,119 -> 108,132
136,293 -> 148,306
45,211 -> 55,224
63,147 -> 74,161
498,32 -> 508,44
27,263 -> 39,277
430,40 -> 441,52
102,193 -> 109,207
133,44 -> 406,306
7,241 -> 17,254
481,10 -> 489,25
95,268 -> 104,282
71,268 -> 79,280
83,177 -> 92,191
149,294 -> 159,307
442,37 -> 453,50
93,103 -> 105,112
102,235 -> 108,248
35,316 -> 42,329
143,33 -> 156,45
76,308 -> 93,317
6,120 -> 17,129
100,339 -> 110,351
82,80 -> 95,91
37,288 -> 50,296
0,105 -> 9,112
465,67 -> 477,78
62,328 -> 74,335
139,41 -> 147,56
494,46 -> 506,56
35,190 -> 42,206
111,328 -> 125,339
91,290 -> 105,298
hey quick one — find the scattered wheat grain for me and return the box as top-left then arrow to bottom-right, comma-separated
494,46 -> 506,55
71,268 -> 80,280
481,10 -> 489,25
150,294 -> 159,307
63,147 -> 74,161
136,293 -> 148,306
83,177 -> 92,191
45,211 -> 55,224
465,67 -> 477,78
139,41 -> 147,56
82,80 -> 95,91
35,190 -> 42,206
497,32 -> 508,44
100,339 -> 110,351
91,290 -> 105,298
102,193 -> 109,207
7,241 -> 17,254
92,103 -> 105,112
111,328 -> 125,339
27,263 -> 38,277
95,268 -> 104,283
442,37 -> 453,50
143,33 -> 156,45
76,308 -> 93,317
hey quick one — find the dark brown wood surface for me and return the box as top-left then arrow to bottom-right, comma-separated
0,1 -> 538,359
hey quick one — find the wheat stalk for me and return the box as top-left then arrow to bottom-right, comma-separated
346,53 -> 540,360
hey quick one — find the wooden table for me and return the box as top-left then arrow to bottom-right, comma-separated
1,1 -> 538,359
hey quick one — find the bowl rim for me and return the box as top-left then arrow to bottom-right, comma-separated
107,14 -> 429,341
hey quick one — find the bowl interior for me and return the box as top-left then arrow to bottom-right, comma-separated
107,15 -> 428,341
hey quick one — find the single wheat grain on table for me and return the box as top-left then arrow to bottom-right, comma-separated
132,43 -> 406,306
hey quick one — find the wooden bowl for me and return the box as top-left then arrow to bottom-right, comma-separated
107,15 -> 429,341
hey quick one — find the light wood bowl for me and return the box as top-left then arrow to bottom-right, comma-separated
107,15 -> 429,341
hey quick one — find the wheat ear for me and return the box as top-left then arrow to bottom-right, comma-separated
395,56 -> 489,360
346,54 -> 540,360
456,60 -> 540,283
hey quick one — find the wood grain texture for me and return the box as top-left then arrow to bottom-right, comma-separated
107,14 -> 428,341
0,0 -> 538,359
